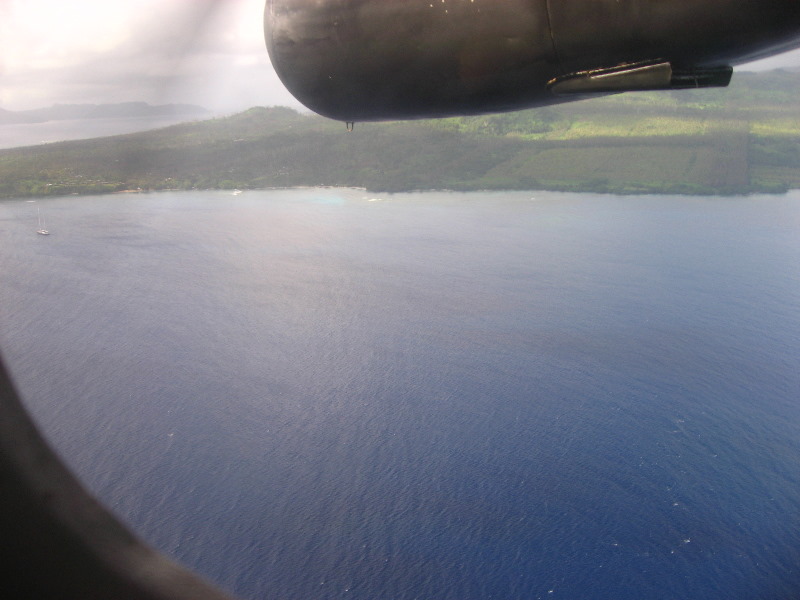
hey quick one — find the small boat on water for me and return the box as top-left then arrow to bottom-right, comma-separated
36,206 -> 50,235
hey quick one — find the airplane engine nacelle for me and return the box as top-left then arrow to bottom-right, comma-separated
264,0 -> 800,121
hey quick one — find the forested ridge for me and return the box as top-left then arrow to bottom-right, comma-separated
3,70 -> 800,197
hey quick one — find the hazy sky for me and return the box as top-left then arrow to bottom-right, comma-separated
1,0 -> 302,113
3,0 -> 800,114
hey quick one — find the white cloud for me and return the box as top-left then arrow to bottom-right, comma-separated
3,0 -> 131,68
1,0 -> 300,112
739,48 -> 800,71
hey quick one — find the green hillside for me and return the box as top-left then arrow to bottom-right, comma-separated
3,70 -> 800,197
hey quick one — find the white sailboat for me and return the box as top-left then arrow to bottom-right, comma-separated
36,206 -> 50,235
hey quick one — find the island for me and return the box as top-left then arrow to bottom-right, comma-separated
2,70 -> 800,197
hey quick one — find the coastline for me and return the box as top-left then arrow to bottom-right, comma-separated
4,74 -> 800,199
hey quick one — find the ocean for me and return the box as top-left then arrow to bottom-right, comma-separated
0,115 -> 208,150
0,189 -> 798,599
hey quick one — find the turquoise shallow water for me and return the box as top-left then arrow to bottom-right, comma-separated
1,189 -> 799,599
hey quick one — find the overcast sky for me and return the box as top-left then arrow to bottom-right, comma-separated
3,0 -> 800,114
1,0 -> 302,113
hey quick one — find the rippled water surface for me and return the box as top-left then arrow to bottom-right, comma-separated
1,189 -> 798,599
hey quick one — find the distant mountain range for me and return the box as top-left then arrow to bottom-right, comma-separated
0,102 -> 210,125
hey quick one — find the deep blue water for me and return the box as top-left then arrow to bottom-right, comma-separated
1,189 -> 799,600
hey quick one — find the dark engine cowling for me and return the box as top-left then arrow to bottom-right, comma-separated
264,0 -> 800,121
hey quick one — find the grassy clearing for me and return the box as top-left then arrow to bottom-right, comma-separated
547,116 -> 708,139
751,119 -> 800,137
